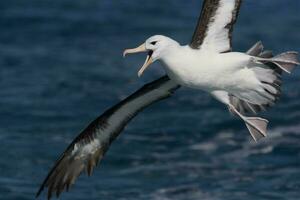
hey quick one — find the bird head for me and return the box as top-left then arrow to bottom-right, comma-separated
123,35 -> 178,77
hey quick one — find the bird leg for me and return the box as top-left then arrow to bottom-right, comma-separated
228,104 -> 268,142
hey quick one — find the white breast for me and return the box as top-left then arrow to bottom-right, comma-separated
160,46 -> 252,92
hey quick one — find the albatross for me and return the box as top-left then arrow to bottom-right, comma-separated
36,0 -> 299,199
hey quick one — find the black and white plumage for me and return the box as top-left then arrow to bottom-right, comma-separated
190,0 -> 241,52
36,76 -> 179,199
123,0 -> 298,140
36,41 -> 283,199
37,0 -> 299,199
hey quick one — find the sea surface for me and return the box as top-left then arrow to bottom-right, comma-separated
0,0 -> 299,200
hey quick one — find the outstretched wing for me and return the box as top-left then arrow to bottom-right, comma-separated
190,0 -> 242,52
36,76 -> 180,199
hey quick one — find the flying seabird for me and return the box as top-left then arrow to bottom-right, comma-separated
123,0 -> 299,140
36,0 -> 299,199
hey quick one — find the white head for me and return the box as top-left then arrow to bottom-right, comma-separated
123,35 -> 179,77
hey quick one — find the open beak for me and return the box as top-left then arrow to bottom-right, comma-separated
123,43 -> 154,77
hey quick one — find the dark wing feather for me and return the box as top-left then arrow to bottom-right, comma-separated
190,0 -> 242,52
36,76 -> 180,199
36,42 -> 271,199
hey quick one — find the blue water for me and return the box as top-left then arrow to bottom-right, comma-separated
0,0 -> 299,199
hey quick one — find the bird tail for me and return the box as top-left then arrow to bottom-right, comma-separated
231,42 -> 299,115
228,42 -> 298,141
247,50 -> 299,107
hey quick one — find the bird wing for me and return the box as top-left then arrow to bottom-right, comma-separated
190,0 -> 242,52
36,76 -> 180,200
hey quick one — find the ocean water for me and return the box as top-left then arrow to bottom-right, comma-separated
0,0 -> 299,199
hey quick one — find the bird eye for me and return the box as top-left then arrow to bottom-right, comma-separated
150,41 -> 157,45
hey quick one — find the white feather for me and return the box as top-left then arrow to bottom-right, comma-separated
201,0 -> 236,53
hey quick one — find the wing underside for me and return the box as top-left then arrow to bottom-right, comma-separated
37,1 -> 244,199
190,0 -> 242,52
36,76 -> 180,199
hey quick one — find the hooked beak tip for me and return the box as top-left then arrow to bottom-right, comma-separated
122,43 -> 146,58
123,49 -> 127,58
122,50 -> 128,58
122,43 -> 153,77
137,71 -> 143,77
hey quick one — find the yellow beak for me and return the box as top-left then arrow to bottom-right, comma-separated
123,43 -> 154,77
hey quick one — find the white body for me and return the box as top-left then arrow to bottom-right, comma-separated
123,1 -> 297,141
160,45 -> 263,104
